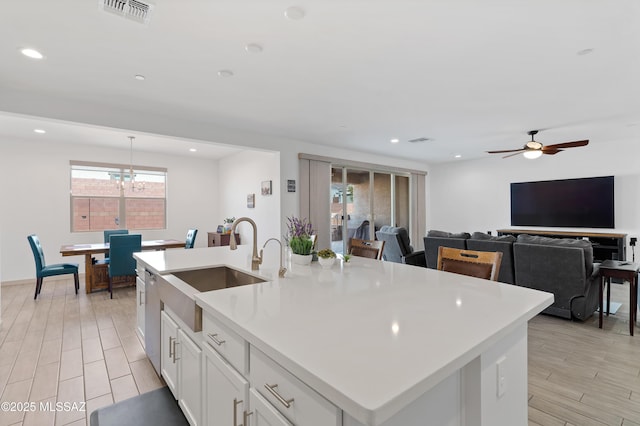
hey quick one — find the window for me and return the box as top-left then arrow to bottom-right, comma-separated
70,161 -> 167,232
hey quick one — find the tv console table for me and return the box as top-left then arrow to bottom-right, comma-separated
497,229 -> 627,262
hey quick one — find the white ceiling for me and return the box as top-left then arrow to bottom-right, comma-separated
1,0 -> 639,163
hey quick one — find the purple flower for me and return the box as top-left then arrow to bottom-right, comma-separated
285,216 -> 315,245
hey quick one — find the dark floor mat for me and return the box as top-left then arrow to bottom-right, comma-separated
90,387 -> 188,426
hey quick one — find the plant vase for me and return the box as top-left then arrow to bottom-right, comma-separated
318,257 -> 335,268
291,253 -> 313,266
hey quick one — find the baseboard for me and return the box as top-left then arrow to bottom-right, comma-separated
2,274 -> 87,287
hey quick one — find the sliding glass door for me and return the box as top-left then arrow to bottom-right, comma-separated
330,166 -> 410,255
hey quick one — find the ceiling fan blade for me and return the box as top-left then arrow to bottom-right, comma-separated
544,140 -> 589,150
542,148 -> 563,155
487,148 -> 526,154
503,151 -> 526,159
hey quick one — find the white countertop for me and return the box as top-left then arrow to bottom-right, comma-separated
135,245 -> 553,425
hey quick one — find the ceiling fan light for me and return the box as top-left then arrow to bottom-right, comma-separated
526,141 -> 542,150
523,150 -> 543,160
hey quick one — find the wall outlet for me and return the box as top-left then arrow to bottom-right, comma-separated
496,356 -> 507,398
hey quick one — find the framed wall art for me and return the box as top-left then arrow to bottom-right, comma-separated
261,180 -> 272,196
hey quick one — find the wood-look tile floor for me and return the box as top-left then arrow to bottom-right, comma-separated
528,281 -> 640,426
1,277 -> 639,426
0,278 -> 163,426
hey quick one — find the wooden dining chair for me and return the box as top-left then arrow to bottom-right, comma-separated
436,246 -> 503,281
349,238 -> 385,260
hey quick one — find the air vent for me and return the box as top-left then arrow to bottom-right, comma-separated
408,137 -> 432,143
99,0 -> 154,25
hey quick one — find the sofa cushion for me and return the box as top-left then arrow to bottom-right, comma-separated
427,230 -> 471,239
516,234 -> 594,276
470,232 -> 516,242
466,233 -> 516,284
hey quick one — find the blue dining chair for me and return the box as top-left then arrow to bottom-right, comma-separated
108,234 -> 141,299
27,234 -> 79,300
185,229 -> 198,249
101,229 -> 129,263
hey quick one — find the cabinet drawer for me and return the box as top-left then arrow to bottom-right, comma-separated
250,347 -> 341,426
202,311 -> 247,375
249,388 -> 293,426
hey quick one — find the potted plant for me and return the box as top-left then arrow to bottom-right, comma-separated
342,253 -> 352,265
285,216 -> 315,265
317,249 -> 336,268
223,217 -> 235,234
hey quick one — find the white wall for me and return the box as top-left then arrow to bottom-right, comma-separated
218,150 -> 281,247
0,137 -> 219,282
427,137 -> 640,258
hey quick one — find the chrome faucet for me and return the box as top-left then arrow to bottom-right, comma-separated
261,238 -> 287,278
229,217 -> 262,270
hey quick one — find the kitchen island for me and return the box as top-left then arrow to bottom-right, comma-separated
135,245 -> 553,426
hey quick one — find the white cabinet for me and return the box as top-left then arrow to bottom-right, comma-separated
161,309 -> 202,426
202,310 -> 247,375
202,340 -> 248,426
249,388 -> 293,426
161,310 -> 179,398
135,275 -> 145,344
178,328 -> 202,426
199,310 -> 340,426
250,347 -> 341,426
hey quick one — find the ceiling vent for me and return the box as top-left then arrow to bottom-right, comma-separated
99,0 -> 154,25
408,137 -> 432,143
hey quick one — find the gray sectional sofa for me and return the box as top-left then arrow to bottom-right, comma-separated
423,230 -> 601,320
512,234 -> 599,320
423,230 -> 470,269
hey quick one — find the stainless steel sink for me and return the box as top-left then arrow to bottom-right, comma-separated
157,266 -> 265,332
173,266 -> 266,292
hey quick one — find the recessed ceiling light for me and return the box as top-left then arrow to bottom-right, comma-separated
454,154 -> 462,158
245,43 -> 263,53
218,70 -> 234,78
390,138 -> 400,144
189,148 -> 197,152
34,129 -> 46,134
135,74 -> 146,81
21,48 -> 44,59
284,6 -> 305,20
577,48 -> 594,56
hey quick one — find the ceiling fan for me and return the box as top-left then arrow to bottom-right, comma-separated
487,130 -> 589,159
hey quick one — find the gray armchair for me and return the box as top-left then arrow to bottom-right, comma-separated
376,226 -> 426,267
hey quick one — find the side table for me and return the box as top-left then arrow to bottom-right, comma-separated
599,260 -> 639,336
207,232 -> 240,247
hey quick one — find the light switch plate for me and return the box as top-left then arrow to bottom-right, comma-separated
497,356 -> 507,398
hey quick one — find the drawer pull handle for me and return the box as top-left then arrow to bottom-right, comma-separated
207,333 -> 226,346
243,410 -> 253,426
264,383 -> 294,408
233,398 -> 243,426
172,339 -> 180,363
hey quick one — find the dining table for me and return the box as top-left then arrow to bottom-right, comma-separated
60,239 -> 186,293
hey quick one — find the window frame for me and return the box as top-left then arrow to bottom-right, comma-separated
69,160 -> 168,232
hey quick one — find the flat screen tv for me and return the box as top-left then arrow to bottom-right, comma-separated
510,176 -> 614,228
